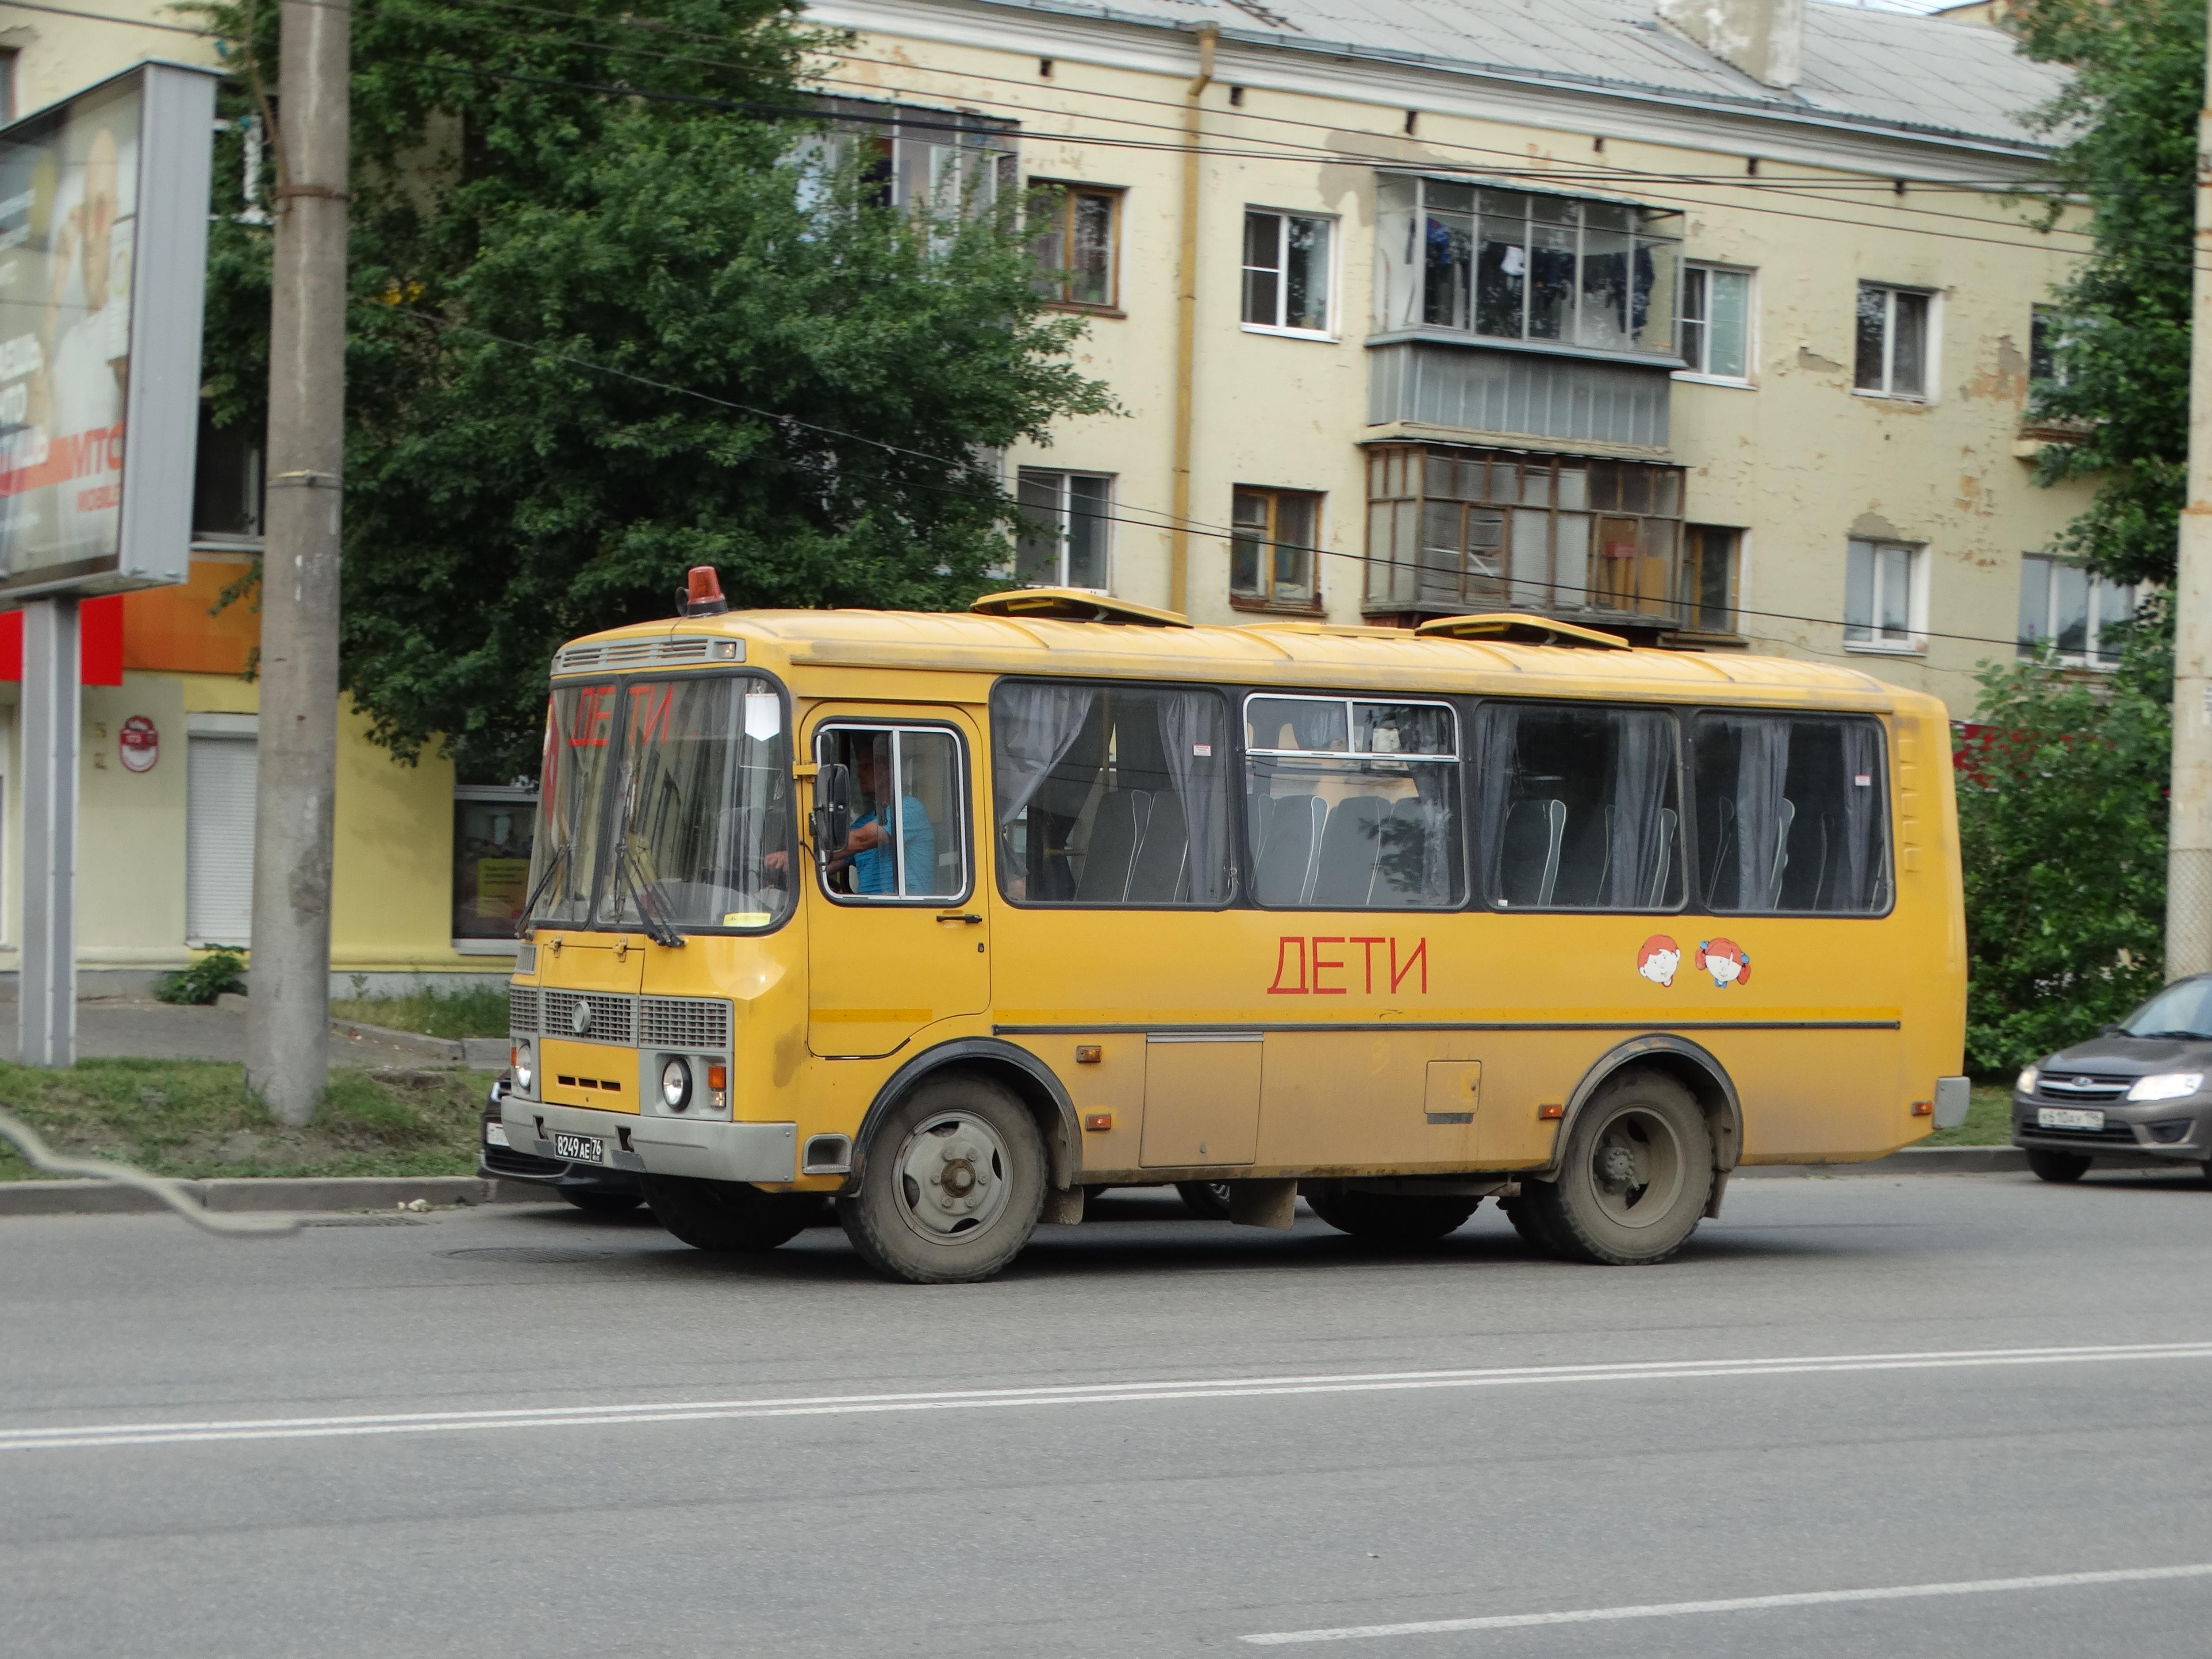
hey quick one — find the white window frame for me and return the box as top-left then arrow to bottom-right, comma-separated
1240,206 -> 1338,340
1853,281 -> 1938,403
1674,263 -> 1755,387
1014,467 -> 1114,592
2019,553 -> 2135,669
1843,538 -> 1927,655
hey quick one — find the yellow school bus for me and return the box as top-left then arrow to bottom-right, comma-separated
500,578 -> 1967,1283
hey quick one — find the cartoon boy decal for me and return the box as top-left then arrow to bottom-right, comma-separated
1636,934 -> 1680,987
1695,938 -> 1751,988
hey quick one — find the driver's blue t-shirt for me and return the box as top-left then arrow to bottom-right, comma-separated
850,797 -> 935,895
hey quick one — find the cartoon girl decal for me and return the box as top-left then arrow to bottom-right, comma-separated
1636,934 -> 1680,987
1695,938 -> 1751,988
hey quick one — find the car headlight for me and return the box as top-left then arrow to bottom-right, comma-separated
513,1038 -> 534,1093
2016,1065 -> 2039,1095
661,1056 -> 692,1112
2126,1072 -> 2203,1102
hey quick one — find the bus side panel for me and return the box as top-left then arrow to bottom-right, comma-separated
1254,1030 -> 1480,1169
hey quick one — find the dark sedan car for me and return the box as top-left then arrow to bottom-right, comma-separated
478,1074 -> 644,1213
2012,975 -> 2212,1185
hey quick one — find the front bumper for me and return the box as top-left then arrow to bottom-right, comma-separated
501,1097 -> 799,1184
2010,1092 -> 2211,1163
480,1079 -> 641,1193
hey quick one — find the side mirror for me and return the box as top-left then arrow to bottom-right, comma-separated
810,762 -> 852,860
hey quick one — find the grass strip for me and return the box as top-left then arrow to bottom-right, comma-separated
328,984 -> 508,1039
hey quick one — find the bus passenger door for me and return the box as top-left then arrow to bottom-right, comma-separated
803,711 -> 989,1060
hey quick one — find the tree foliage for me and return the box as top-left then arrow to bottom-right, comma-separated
1957,604 -> 2172,1074
2015,0 -> 2203,585
196,0 -> 1113,778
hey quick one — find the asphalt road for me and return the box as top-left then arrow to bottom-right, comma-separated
4,1171 -> 2211,1659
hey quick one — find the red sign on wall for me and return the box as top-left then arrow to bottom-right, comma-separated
118,714 -> 158,772
0,595 -> 126,685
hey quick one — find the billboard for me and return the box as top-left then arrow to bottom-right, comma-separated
0,61 -> 217,603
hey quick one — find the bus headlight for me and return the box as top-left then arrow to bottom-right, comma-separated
660,1057 -> 693,1112
513,1038 -> 534,1093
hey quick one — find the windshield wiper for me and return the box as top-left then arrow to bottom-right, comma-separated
2129,1029 -> 2211,1041
514,842 -> 573,938
618,842 -> 685,949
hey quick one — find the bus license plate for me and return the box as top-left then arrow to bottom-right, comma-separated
553,1132 -> 606,1164
2038,1107 -> 2104,1132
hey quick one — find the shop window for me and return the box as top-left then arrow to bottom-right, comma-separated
1241,208 -> 1333,334
1475,703 -> 1683,911
1683,526 -> 1739,633
1231,487 -> 1321,610
453,786 -> 538,945
1693,713 -> 1890,915
1016,469 -> 1112,589
1032,184 -> 1120,308
1364,443 -> 1686,624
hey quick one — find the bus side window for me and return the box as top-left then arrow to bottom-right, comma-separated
991,681 -> 1233,906
1476,703 -> 1683,911
1692,714 -> 1889,914
814,725 -> 969,902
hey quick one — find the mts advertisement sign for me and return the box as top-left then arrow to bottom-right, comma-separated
0,61 -> 215,603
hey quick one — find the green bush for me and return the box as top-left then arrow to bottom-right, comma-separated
1958,608 -> 2170,1075
154,947 -> 248,1007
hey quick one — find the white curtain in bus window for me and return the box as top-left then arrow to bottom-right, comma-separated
1476,703 -> 1683,910
609,677 -> 795,928
1692,714 -> 1889,914
815,726 -> 966,901
1244,695 -> 1462,909
989,682 -> 1230,905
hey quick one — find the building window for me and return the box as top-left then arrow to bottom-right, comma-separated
2029,303 -> 2074,387
192,403 -> 263,544
1843,538 -> 1923,651
1364,444 -> 1686,623
1683,526 -> 1739,633
453,786 -> 538,946
2019,553 -> 2134,667
1678,265 -> 1752,381
1854,283 -> 1931,399
1241,209 -> 1333,334
803,99 -> 1018,219
1373,177 -> 1683,357
1015,469 -> 1111,589
1032,184 -> 1119,308
1231,487 -> 1321,610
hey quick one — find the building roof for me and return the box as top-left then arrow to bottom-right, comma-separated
565,608 -> 1925,714
956,0 -> 2066,153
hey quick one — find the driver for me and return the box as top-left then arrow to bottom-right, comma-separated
840,740 -> 934,896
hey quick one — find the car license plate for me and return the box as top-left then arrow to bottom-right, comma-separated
2039,1107 -> 2105,1132
484,1121 -> 510,1148
552,1132 -> 605,1164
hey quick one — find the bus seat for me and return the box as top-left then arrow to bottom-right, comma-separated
1076,791 -> 1147,903
1553,802 -> 1612,907
1499,797 -> 1566,907
1764,798 -> 1797,910
1782,810 -> 1831,911
1127,791 -> 1190,903
1311,796 -> 1387,907
1255,794 -> 1325,906
1704,797 -> 1736,901
1374,796 -> 1441,904
1642,807 -> 1678,907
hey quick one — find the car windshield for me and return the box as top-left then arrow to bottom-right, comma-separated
2119,979 -> 2212,1040
521,674 -> 795,932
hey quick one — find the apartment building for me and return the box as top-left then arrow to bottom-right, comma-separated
810,0 -> 2106,711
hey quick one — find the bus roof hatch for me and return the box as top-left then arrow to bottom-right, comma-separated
970,588 -> 1193,627
1414,612 -> 1630,650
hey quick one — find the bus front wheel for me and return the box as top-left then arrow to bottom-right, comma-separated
1521,1070 -> 1714,1266
642,1175 -> 817,1252
1306,1189 -> 1479,1242
838,1075 -> 1046,1284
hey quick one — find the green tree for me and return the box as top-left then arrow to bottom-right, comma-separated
197,0 -> 1112,779
2015,0 -> 2202,585
1957,605 -> 2173,1075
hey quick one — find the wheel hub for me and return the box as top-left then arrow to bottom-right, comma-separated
894,1114 -> 1012,1244
1595,1143 -> 1641,1193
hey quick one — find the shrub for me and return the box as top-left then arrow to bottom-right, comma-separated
154,947 -> 249,1007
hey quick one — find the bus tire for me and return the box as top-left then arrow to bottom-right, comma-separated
642,1175 -> 815,1252
2027,1149 -> 2091,1184
838,1075 -> 1046,1284
1499,1192 -> 1571,1259
1176,1180 -> 1234,1220
562,1188 -> 643,1215
1306,1189 -> 1478,1242
1524,1070 -> 1714,1266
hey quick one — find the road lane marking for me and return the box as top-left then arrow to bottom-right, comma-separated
7,1340 -> 2212,1453
1240,1562 -> 2212,1645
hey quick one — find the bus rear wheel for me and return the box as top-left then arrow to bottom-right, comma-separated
837,1075 -> 1046,1284
1306,1189 -> 1479,1243
1175,1181 -> 1234,1220
643,1175 -> 817,1252
1522,1070 -> 1714,1266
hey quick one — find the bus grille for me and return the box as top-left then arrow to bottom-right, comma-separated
543,990 -> 635,1045
509,985 -> 540,1034
640,996 -> 732,1052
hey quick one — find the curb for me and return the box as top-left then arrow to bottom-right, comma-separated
328,1018 -> 508,1069
0,1175 -> 553,1217
1733,1145 -> 2177,1177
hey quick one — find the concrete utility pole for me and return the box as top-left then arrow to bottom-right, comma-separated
246,0 -> 349,1124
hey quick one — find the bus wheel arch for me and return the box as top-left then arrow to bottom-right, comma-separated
855,1039 -> 1079,1194
1539,1037 -> 1741,1239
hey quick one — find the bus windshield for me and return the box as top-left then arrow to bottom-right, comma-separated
522,675 -> 795,933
